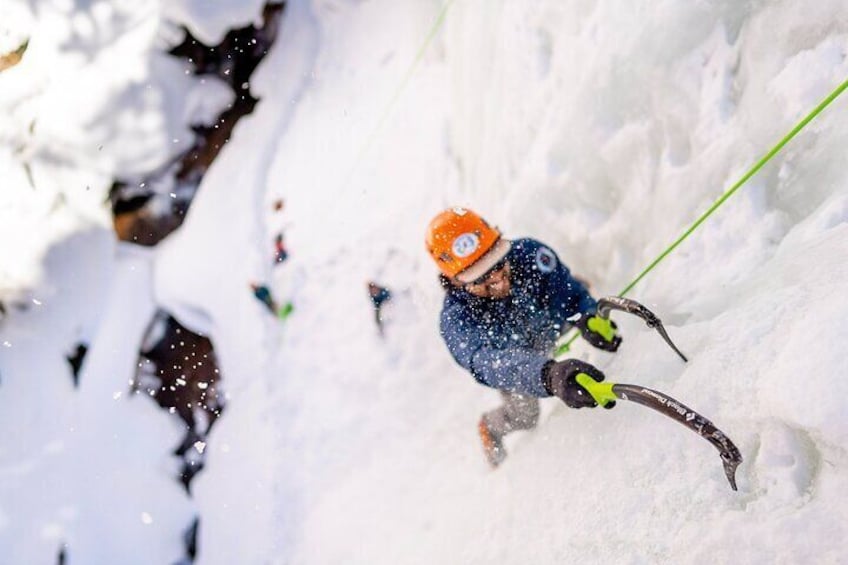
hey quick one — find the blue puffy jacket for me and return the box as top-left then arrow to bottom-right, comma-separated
439,238 -> 597,397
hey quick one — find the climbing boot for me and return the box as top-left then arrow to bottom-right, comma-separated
478,418 -> 506,468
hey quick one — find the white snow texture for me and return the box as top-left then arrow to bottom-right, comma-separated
2,0 -> 848,563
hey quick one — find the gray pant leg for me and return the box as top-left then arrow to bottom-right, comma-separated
482,391 -> 540,440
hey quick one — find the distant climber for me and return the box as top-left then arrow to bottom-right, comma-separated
250,282 -> 294,320
251,283 -> 278,314
367,281 -> 392,335
426,207 -> 622,468
273,233 -> 288,264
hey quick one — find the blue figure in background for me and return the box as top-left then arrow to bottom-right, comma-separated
367,281 -> 392,336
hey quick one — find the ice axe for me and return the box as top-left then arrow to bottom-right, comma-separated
575,373 -> 742,491
596,296 -> 688,362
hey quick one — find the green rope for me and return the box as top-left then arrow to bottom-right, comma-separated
556,75 -> 848,357
348,0 -> 455,170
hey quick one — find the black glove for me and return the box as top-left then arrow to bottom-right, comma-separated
575,314 -> 622,352
542,359 -> 614,409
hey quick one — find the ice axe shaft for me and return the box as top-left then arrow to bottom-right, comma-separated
575,373 -> 742,491
596,296 -> 688,362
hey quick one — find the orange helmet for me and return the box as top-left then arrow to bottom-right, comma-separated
426,207 -> 512,282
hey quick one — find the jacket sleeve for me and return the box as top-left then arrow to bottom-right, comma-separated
440,301 -> 551,398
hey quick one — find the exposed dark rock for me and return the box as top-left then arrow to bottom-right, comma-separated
135,311 -> 224,492
66,343 -> 87,387
183,517 -> 200,561
110,2 -> 285,247
178,459 -> 205,495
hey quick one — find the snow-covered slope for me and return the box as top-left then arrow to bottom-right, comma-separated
2,0 -> 848,563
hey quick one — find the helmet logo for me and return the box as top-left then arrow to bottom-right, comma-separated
452,232 -> 479,258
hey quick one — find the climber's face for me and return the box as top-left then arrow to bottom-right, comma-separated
461,260 -> 511,299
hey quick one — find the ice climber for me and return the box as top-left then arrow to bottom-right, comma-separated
367,281 -> 392,335
426,207 -> 622,467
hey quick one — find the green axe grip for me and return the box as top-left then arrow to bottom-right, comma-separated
277,301 -> 294,320
586,315 -> 616,342
575,373 -> 617,407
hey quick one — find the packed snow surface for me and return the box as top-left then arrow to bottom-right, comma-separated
2,0 -> 848,563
